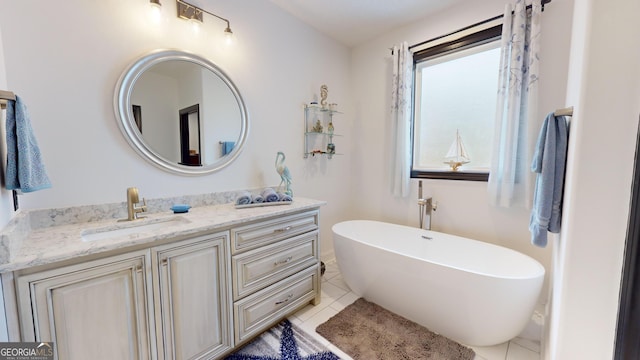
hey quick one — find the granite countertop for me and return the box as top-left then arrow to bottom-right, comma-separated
0,197 -> 325,273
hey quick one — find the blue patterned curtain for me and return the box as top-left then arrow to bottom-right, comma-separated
488,0 -> 542,208
391,42 -> 413,197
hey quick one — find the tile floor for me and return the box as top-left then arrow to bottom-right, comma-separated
290,259 -> 541,360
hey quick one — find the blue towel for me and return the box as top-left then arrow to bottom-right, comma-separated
251,193 -> 264,203
5,95 -> 51,193
529,112 -> 569,247
261,188 -> 279,202
278,192 -> 293,202
235,190 -> 252,205
221,141 -> 235,156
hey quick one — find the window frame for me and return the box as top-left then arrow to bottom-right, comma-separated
410,24 -> 502,182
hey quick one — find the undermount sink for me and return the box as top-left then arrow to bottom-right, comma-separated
81,216 -> 190,242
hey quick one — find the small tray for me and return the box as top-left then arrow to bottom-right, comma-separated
235,201 -> 293,209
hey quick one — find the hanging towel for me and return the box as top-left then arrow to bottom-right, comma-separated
529,112 -> 569,247
221,141 -> 235,156
5,95 -> 51,193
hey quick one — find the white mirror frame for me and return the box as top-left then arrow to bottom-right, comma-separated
114,49 -> 249,175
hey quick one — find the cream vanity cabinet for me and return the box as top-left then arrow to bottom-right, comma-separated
15,250 -> 156,360
10,206 -> 322,360
231,209 -> 321,344
14,232 -> 232,360
153,232 -> 232,360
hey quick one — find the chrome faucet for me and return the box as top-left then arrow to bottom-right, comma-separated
418,181 -> 436,230
123,187 -> 147,221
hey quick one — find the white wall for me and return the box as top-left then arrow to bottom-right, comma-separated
350,0 -> 575,304
548,0 -> 640,358
0,18 -> 11,342
131,71 -> 181,162
0,0 -> 354,259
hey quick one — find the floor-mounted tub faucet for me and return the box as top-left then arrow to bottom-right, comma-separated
418,181 -> 436,230
123,187 -> 147,221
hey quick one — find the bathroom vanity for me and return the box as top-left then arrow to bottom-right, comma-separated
0,197 -> 323,360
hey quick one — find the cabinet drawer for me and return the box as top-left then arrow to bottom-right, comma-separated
231,210 -> 318,254
233,231 -> 318,300
234,266 -> 319,343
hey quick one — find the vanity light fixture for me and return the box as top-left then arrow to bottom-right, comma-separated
176,0 -> 234,43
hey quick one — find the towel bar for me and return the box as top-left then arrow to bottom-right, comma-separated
554,106 -> 573,117
0,89 -> 16,110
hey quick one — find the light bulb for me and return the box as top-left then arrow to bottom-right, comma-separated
149,0 -> 161,22
224,26 -> 234,44
191,18 -> 201,33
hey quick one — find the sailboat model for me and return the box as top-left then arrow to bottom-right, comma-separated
443,129 -> 470,171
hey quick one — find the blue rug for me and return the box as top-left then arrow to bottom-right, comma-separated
225,319 -> 339,360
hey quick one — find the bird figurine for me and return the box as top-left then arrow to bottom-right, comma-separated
275,151 -> 293,196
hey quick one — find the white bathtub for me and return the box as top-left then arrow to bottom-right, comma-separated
332,220 -> 545,346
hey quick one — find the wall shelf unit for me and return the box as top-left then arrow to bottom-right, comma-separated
304,104 -> 342,159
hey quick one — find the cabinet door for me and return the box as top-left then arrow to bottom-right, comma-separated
16,251 -> 154,360
155,232 -> 232,360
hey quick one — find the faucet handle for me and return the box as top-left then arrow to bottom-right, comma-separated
137,198 -> 147,212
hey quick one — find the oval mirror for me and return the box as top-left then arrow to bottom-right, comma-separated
115,49 -> 249,175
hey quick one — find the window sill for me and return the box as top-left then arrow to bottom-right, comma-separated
411,170 -> 488,182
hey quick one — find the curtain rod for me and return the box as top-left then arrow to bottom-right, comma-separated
403,0 -> 552,53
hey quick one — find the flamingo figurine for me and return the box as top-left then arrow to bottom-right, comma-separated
275,151 -> 293,196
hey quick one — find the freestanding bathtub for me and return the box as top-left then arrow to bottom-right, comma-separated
332,220 -> 545,346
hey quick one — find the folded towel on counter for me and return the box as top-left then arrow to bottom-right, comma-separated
235,190 -> 252,205
252,193 -> 264,203
5,95 -> 52,193
278,192 -> 293,202
261,187 -> 279,202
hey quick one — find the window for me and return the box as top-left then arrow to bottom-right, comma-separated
411,24 -> 502,181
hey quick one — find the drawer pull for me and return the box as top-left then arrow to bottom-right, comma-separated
274,226 -> 293,233
274,256 -> 293,266
275,293 -> 294,305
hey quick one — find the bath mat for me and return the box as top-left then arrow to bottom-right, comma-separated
225,319 -> 339,360
316,298 -> 475,360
